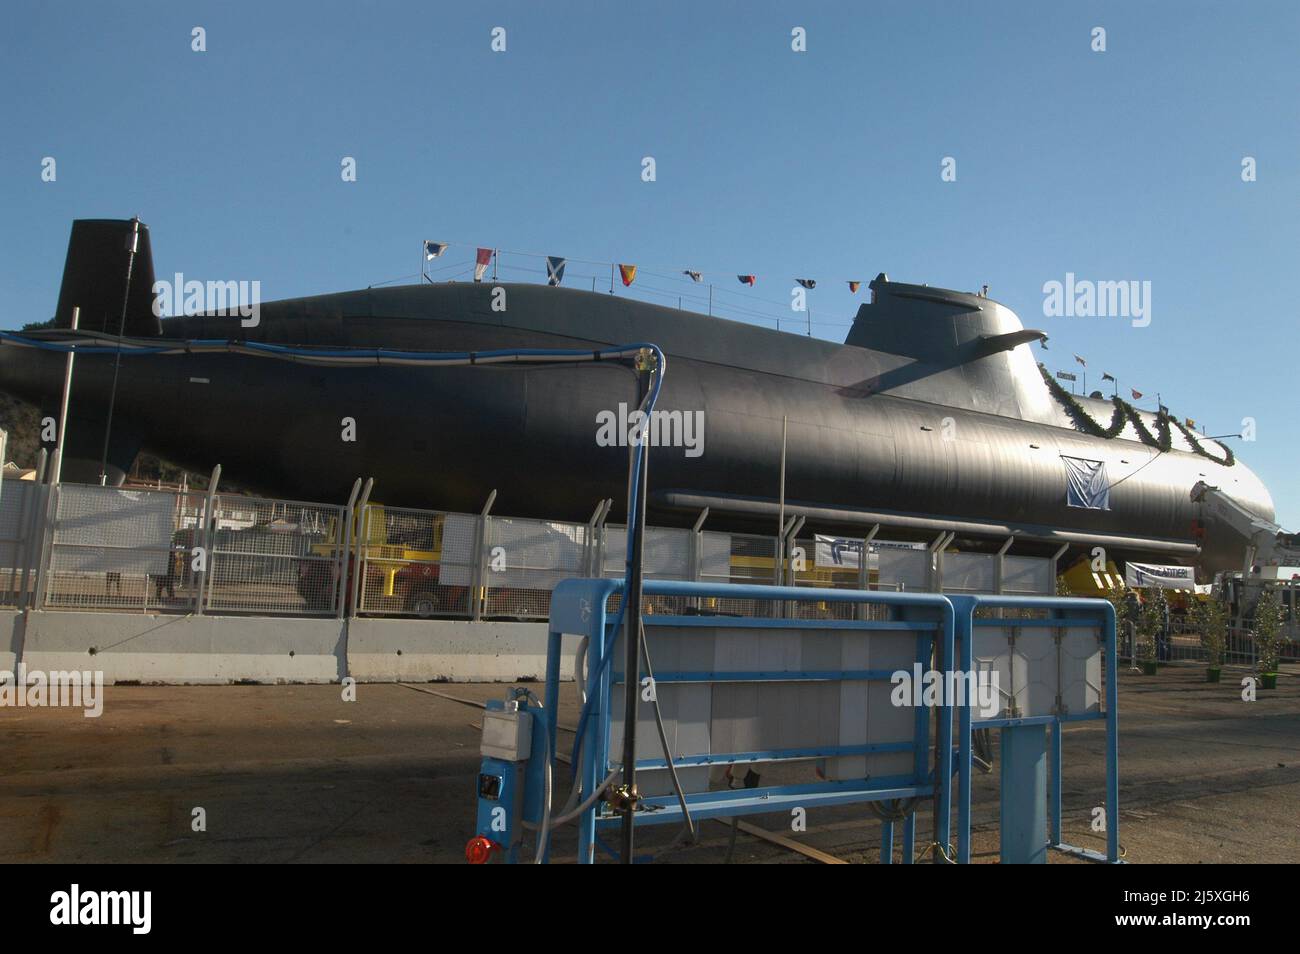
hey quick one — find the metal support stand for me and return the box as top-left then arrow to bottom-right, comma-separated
470,489 -> 497,621
1000,724 -> 1048,864
619,363 -> 652,864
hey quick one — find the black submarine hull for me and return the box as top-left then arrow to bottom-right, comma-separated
0,220 -> 1274,576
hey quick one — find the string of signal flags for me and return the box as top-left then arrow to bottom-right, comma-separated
1053,350 -> 1203,433
420,239 -> 866,296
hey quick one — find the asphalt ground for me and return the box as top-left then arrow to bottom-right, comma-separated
1,663 -> 1296,864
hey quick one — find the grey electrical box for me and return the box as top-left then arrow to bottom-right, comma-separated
481,707 -> 533,762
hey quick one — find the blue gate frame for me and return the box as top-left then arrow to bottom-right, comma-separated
545,579 -> 957,864
947,594 -> 1120,864
536,581 -> 1119,864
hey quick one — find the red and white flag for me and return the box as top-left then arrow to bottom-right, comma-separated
474,248 -> 494,282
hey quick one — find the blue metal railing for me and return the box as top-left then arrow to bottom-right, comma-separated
541,580 -> 1119,864
948,594 -> 1119,864
546,578 -> 956,864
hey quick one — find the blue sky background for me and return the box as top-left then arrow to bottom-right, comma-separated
2,1 -> 1296,525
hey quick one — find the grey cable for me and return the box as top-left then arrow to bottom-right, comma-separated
639,617 -> 697,843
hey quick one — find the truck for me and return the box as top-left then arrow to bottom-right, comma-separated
1192,481 -> 1300,639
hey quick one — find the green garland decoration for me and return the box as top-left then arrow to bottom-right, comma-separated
1037,364 -> 1234,467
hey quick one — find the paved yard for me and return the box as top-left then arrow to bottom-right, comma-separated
1,665 -> 1296,863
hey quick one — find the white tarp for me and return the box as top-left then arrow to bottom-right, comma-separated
51,486 -> 178,575
1062,456 -> 1111,510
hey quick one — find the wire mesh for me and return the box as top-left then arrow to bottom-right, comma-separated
0,479 -> 42,607
42,484 -> 199,612
356,506 -> 475,617
204,495 -> 343,615
483,517 -> 590,619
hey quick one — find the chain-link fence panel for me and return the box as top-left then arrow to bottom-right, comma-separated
1001,555 -> 1054,595
940,552 -> 997,595
877,547 -> 931,593
204,495 -> 343,615
601,525 -> 694,616
695,531 -> 778,617
484,517 -> 589,620
0,479 -> 43,607
43,484 -> 195,612
356,506 -> 475,618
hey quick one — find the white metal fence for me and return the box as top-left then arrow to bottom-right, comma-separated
0,479 -> 45,607
3,472 -> 1294,663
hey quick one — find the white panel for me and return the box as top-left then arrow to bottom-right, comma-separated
613,622 -> 927,789
1020,626 -> 1058,719
971,627 -> 1026,722
698,532 -> 732,578
943,553 -> 996,593
877,549 -> 929,591
861,632 -> 918,780
971,623 -> 1103,721
1003,556 -> 1053,594
1061,628 -> 1103,715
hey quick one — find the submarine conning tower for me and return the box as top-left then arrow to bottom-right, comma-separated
845,273 -> 1059,427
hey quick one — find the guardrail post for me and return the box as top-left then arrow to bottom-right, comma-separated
688,508 -> 709,609
470,489 -> 496,621
688,508 -> 708,581
346,478 -> 374,618
595,499 -> 611,578
194,464 -> 221,616
856,524 -> 880,620
31,464 -> 65,614
783,515 -> 805,617
927,531 -> 953,592
337,478 -> 362,619
16,449 -> 47,611
584,500 -> 608,578
1049,543 -> 1069,593
774,516 -> 797,618
994,536 -> 1014,594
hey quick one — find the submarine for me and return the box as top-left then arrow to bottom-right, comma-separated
0,218 -> 1275,576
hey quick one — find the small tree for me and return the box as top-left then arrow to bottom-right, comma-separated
1191,596 -> 1228,668
1099,585 -> 1137,655
1254,587 -> 1284,675
1136,592 -> 1165,663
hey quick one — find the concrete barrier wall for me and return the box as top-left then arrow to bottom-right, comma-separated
347,618 -> 577,683
9,611 -> 579,684
19,612 -> 346,685
0,609 -> 20,674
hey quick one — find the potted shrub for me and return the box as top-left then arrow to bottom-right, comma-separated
1192,597 -> 1228,682
1136,594 -> 1163,674
1100,584 -> 1138,661
1254,588 -> 1283,690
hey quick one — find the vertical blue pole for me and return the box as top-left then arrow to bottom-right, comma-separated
880,819 -> 894,864
955,601 -> 974,863
578,609 -> 608,864
544,628 -> 562,765
1049,720 -> 1062,846
907,626 -> 926,868
935,606 -> 954,862
1104,605 -> 1121,862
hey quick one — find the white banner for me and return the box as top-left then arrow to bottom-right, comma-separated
814,534 -> 926,569
1125,562 -> 1196,590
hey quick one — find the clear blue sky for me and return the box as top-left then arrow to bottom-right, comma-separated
2,1 -> 1296,526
